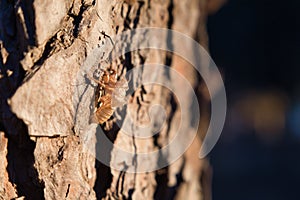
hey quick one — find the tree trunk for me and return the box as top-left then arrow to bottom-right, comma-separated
0,0 -> 221,199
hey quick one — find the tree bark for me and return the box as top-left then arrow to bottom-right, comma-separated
0,0 -> 224,199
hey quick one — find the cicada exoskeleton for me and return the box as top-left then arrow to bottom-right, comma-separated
91,68 -> 128,124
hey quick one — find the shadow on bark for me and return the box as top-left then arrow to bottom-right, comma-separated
0,0 -> 44,198
93,108 -> 126,199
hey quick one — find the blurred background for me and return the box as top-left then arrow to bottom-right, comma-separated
207,0 -> 300,199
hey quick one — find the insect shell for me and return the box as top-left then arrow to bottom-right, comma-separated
93,69 -> 128,124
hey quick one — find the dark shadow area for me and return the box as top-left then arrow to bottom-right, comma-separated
6,124 -> 45,199
207,0 -> 300,199
94,160 -> 113,199
19,0 -> 37,46
0,0 -> 44,198
93,107 -> 125,199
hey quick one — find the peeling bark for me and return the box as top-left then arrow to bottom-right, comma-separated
0,0 -> 219,199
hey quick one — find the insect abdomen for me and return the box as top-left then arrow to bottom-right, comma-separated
95,95 -> 114,124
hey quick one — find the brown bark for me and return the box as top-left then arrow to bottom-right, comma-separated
0,0 -> 225,199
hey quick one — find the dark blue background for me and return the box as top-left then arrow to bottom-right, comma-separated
208,0 -> 300,199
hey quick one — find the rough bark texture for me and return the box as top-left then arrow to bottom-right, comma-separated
0,0 -> 225,199
0,132 -> 17,199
